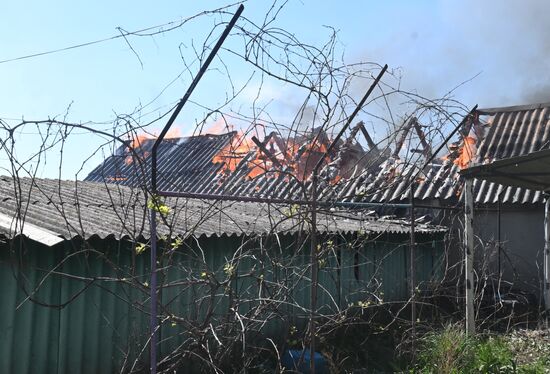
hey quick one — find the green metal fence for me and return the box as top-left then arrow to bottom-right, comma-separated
0,231 -> 444,373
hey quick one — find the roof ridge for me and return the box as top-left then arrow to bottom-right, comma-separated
478,101 -> 550,114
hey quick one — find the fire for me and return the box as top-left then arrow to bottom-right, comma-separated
211,128 -> 336,182
331,174 -> 342,184
453,136 -> 477,169
205,117 -> 233,135
212,132 -> 255,174
124,127 -> 182,165
212,132 -> 275,179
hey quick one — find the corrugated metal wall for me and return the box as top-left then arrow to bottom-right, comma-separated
0,232 -> 443,373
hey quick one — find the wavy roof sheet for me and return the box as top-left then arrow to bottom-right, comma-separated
85,132 -> 235,192
212,102 -> 550,206
0,177 -> 444,245
83,102 -> 550,207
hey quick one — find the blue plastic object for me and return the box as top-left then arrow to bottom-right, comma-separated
281,349 -> 327,373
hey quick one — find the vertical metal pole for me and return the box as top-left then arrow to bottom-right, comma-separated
307,64 -> 387,373
409,184 -> 416,351
309,174 -> 318,374
150,210 -> 158,374
150,4 -> 244,193
147,6 -> 244,373
544,197 -> 550,327
497,192 -> 502,278
464,178 -> 475,335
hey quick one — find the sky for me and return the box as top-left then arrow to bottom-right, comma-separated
1,0 -> 549,179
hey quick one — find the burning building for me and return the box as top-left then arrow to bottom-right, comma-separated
86,101 -> 550,301
85,121 -> 387,200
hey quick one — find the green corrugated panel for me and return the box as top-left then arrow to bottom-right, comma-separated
339,238 -> 358,306
288,240 -> 311,327
54,240 -> 150,374
0,231 -> 444,372
0,240 -> 62,374
316,235 -> 341,314
379,240 -> 408,301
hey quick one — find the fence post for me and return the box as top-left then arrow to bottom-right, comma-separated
464,178 -> 475,335
544,197 -> 550,327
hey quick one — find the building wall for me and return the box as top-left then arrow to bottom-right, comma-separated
0,232 -> 444,373
443,203 -> 545,302
473,205 -> 544,299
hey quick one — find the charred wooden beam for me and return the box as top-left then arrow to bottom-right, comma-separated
272,134 -> 294,163
392,117 -> 415,158
251,135 -> 283,169
412,119 -> 433,159
358,121 -> 379,151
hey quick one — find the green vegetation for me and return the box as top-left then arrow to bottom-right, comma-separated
414,324 -> 550,373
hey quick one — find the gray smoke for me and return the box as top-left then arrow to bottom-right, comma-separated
354,0 -> 550,108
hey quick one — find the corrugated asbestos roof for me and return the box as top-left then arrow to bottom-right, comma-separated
85,132 -> 235,192
328,102 -> 550,205
362,103 -> 550,205
0,177 -> 444,244
309,103 -> 550,205
470,104 -> 550,204
84,102 -> 550,206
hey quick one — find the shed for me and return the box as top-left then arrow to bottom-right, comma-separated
0,177 -> 445,372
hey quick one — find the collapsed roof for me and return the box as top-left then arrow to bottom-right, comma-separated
85,101 -> 550,206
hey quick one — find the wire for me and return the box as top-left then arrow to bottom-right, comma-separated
0,3 -> 243,65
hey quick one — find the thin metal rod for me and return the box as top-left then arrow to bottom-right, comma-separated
313,64 -> 388,174
410,184 -> 416,354
148,6 -> 244,373
158,190 -> 519,215
150,209 -> 158,374
151,4 -> 244,192
158,190 -> 412,209
544,197 -> 550,327
309,174 -> 319,374
464,178 -> 475,335
497,191 -> 502,279
419,105 -> 478,172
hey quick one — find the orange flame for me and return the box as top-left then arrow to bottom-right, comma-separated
124,127 -> 182,165
331,174 -> 342,184
212,132 -> 270,179
453,136 -> 476,169
205,117 -> 233,135
211,129 -> 336,182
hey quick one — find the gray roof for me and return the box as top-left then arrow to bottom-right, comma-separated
470,103 -> 550,204
85,132 -> 235,192
83,102 -> 550,207
0,177 -> 444,245
333,102 -> 550,206
461,148 -> 550,192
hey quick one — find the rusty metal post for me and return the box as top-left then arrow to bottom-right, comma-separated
544,197 -> 550,327
309,173 -> 319,373
409,183 -> 416,352
308,65 -> 388,373
464,178 -> 475,335
148,5 -> 244,373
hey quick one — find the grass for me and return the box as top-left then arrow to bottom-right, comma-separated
413,324 -> 549,373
